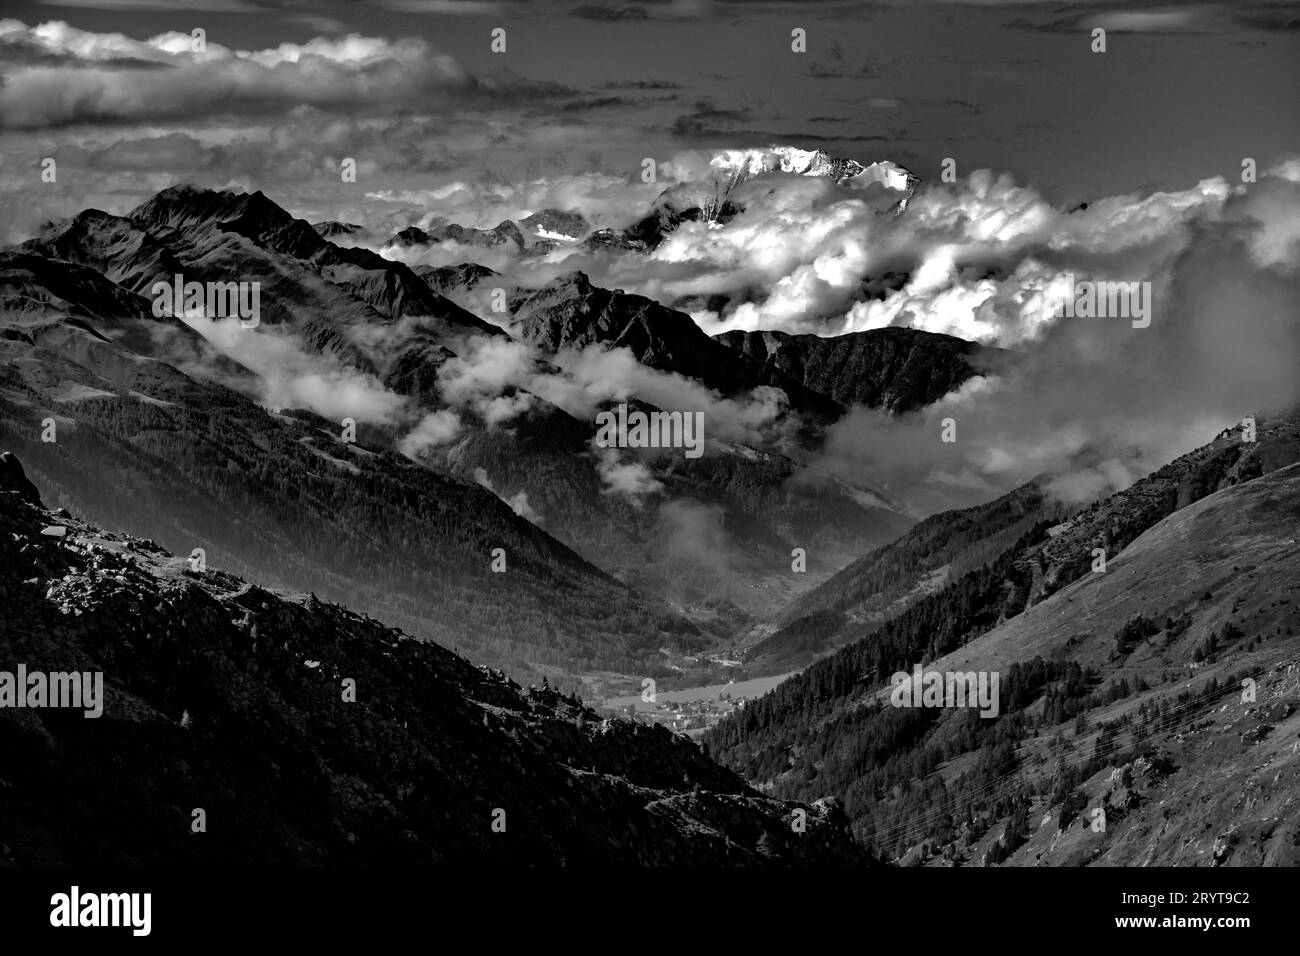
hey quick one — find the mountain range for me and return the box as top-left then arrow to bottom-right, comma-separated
2,181 -> 996,650
5,170 -> 1296,869
365,146 -> 919,257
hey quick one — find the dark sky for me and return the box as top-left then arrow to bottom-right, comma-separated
2,0 -> 1296,208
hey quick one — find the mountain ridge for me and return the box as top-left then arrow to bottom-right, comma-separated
707,412 -> 1300,864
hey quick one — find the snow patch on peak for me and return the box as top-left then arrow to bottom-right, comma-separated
707,146 -> 915,187
848,161 -> 916,193
702,145 -> 920,216
709,146 -> 846,180
533,226 -> 580,243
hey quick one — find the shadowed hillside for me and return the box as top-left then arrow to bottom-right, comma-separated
0,453 -> 870,867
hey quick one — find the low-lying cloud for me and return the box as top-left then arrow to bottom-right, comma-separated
178,314 -> 407,423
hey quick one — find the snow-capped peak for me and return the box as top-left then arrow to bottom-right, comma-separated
701,146 -> 920,216
708,146 -> 916,188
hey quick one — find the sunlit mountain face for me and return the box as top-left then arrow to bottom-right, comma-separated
1,0 -> 1299,879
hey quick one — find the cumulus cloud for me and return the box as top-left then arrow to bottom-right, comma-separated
807,166 -> 1300,515
609,165 -> 1237,347
361,153 -> 1238,362
0,19 -> 567,129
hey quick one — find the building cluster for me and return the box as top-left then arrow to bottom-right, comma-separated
620,693 -> 748,735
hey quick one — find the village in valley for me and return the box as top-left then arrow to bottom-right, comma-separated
596,671 -> 792,738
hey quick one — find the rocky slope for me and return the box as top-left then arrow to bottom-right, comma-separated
714,327 -> 1007,415
414,262 -> 499,296
388,220 -> 530,253
19,190 -> 501,400
312,221 -> 367,240
0,453 -> 869,866
519,208 -> 589,241
507,273 -> 994,420
506,271 -> 841,420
